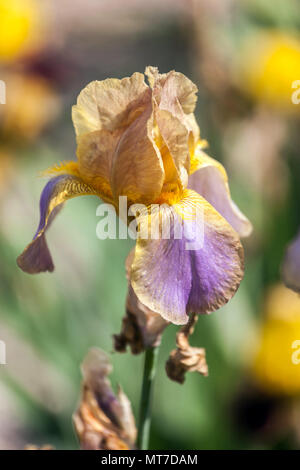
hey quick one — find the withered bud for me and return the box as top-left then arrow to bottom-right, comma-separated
166,314 -> 208,384
114,286 -> 169,354
73,348 -> 137,450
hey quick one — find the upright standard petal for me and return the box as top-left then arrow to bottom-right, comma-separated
72,72 -> 150,137
189,147 -> 252,237
72,72 -> 164,205
146,66 -> 199,189
146,67 -> 198,114
155,108 -> 190,189
111,104 -> 164,205
17,173 -> 97,274
76,129 -> 120,202
130,190 -> 244,325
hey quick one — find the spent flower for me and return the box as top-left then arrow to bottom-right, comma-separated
73,348 -> 137,450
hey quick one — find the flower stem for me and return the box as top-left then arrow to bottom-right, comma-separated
137,346 -> 160,450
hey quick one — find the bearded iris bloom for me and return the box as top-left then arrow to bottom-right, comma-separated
17,67 -> 251,325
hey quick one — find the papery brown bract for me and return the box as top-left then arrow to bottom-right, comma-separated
166,314 -> 208,384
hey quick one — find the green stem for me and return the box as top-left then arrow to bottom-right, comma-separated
137,346 -> 160,450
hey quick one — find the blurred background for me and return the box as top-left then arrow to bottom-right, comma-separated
1,0 -> 300,450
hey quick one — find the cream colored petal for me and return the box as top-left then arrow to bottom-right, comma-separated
145,66 -> 198,114
159,70 -> 198,115
145,66 -> 167,91
189,148 -> 252,238
72,72 -> 150,137
146,67 -> 199,189
77,129 -> 121,202
156,108 -> 190,189
186,113 -> 201,149
111,104 -> 164,204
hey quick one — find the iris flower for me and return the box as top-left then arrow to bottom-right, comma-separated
17,67 -> 251,325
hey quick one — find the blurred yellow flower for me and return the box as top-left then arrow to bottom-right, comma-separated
254,284 -> 300,395
238,31 -> 300,111
0,73 -> 60,140
0,147 -> 13,187
0,0 -> 42,62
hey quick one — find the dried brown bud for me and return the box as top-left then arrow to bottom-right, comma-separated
73,348 -> 137,450
166,314 -> 208,384
114,286 -> 169,354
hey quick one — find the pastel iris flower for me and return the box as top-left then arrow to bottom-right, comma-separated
17,67 -> 252,325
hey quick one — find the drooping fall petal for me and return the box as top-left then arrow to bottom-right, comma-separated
17,173 -> 97,274
130,190 -> 244,325
189,147 -> 252,237
114,250 -> 169,354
